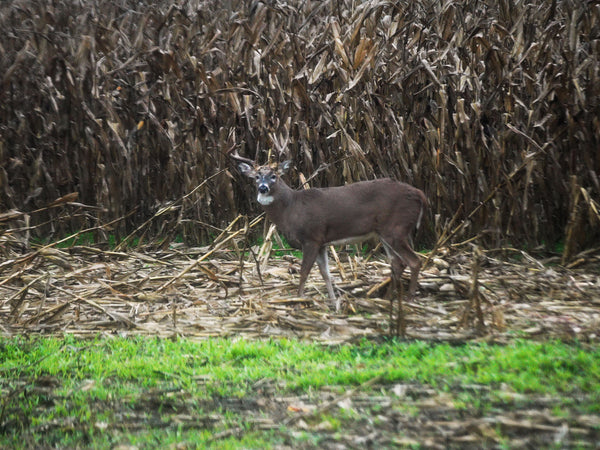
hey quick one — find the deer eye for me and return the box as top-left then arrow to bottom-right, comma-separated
255,175 -> 260,181
270,175 -> 277,182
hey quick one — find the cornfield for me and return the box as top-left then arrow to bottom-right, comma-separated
1,0 -> 599,253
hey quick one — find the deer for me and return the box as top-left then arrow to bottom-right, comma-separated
233,153 -> 427,332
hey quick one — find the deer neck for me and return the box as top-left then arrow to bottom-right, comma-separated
260,181 -> 294,223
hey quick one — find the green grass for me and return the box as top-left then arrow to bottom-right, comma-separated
30,231 -> 189,250
31,231 -> 137,249
1,336 -> 599,448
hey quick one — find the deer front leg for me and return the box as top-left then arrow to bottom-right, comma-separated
297,244 -> 319,297
315,246 -> 338,310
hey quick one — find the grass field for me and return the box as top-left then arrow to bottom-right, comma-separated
1,335 -> 599,448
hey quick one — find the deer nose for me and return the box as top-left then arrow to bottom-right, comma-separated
258,184 -> 269,194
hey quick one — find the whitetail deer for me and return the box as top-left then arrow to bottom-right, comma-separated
234,155 -> 427,317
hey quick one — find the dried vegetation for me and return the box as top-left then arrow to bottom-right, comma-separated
0,0 -> 599,251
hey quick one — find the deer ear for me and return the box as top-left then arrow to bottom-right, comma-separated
238,162 -> 256,178
278,160 -> 292,174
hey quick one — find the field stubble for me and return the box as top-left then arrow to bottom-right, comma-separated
1,231 -> 598,342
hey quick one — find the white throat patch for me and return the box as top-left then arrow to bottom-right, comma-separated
257,193 -> 274,205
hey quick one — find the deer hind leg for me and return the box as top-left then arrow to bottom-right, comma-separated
382,235 -> 421,299
381,237 -> 408,336
401,241 -> 422,300
381,238 -> 406,290
315,246 -> 338,308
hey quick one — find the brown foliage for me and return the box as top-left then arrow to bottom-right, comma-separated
1,0 -> 599,249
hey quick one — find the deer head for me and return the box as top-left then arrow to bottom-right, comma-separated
237,160 -> 291,206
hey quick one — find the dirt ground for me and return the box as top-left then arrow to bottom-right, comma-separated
1,242 -> 599,448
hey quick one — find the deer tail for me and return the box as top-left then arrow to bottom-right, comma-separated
416,189 -> 428,230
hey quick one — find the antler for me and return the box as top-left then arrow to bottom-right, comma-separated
227,146 -> 256,166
